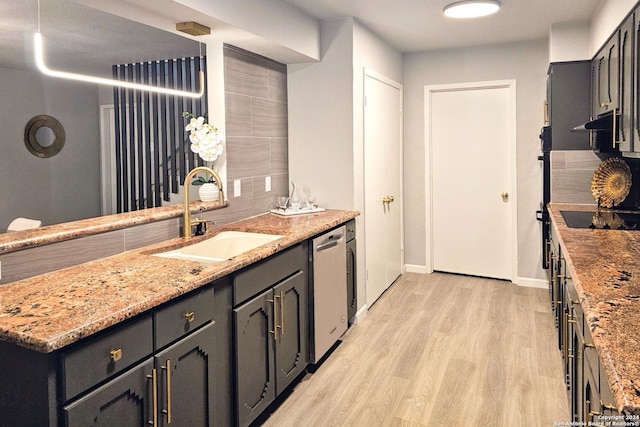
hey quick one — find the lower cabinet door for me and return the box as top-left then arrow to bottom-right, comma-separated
63,358 -> 155,427
274,271 -> 308,394
156,322 -> 216,427
234,289 -> 276,427
584,365 -> 603,426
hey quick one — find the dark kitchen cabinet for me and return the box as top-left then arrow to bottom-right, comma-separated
549,221 -> 623,424
633,7 -> 640,154
233,244 -> 309,427
154,323 -> 216,426
593,32 -> 620,118
63,358 -> 155,426
64,323 -> 215,426
546,61 -> 591,150
619,13 -> 634,152
548,224 -> 561,335
0,281 -> 223,427
63,286 -> 217,427
346,219 -> 357,322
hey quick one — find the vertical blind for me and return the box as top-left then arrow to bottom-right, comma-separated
112,56 -> 207,213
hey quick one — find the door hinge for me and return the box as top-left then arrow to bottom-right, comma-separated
400,106 -> 403,115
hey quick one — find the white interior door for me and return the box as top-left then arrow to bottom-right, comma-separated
427,82 -> 515,281
364,70 -> 403,307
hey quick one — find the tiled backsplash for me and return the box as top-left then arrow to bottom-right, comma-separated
551,150 -> 604,205
551,150 -> 640,209
222,45 -> 289,218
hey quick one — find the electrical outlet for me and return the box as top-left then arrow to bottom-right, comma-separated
234,179 -> 241,197
265,176 -> 271,192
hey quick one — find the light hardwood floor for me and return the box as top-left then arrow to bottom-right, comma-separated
261,272 -> 569,426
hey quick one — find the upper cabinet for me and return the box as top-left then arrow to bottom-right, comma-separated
619,13 -> 634,151
547,61 -> 591,150
593,32 -> 620,118
589,3 -> 640,157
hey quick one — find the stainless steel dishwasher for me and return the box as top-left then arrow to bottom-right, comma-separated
311,225 -> 348,363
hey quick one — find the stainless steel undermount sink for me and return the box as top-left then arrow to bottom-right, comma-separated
153,231 -> 283,262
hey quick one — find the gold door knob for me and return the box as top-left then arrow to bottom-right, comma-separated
382,195 -> 395,205
501,192 -> 509,202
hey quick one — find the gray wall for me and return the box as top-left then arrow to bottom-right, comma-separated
0,67 -> 101,231
0,46 -> 290,284
403,40 -> 549,283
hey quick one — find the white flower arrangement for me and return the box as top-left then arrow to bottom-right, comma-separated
183,112 -> 224,163
183,111 -> 224,185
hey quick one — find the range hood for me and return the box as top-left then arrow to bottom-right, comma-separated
571,110 -> 619,153
571,110 -> 615,132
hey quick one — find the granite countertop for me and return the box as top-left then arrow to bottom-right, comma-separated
0,209 -> 358,353
548,203 -> 640,415
0,200 -> 227,254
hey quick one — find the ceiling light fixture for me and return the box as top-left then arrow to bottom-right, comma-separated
33,0 -> 205,98
443,0 -> 500,19
176,21 -> 211,36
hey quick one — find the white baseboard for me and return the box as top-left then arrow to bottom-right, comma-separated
516,277 -> 548,289
404,264 -> 428,274
351,304 -> 368,324
400,266 -> 549,290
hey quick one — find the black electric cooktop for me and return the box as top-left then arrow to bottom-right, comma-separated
561,210 -> 640,230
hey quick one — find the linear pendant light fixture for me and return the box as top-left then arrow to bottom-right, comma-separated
443,0 -> 500,19
34,1 -> 205,98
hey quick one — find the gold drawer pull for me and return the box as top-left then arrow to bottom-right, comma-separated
147,369 -> 158,427
185,311 -> 195,323
110,348 -> 123,362
162,359 -> 172,423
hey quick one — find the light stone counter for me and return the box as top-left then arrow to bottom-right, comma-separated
0,209 -> 358,353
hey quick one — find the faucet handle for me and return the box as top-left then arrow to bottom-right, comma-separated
192,218 -> 215,236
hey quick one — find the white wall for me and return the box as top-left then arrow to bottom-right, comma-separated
403,40 -> 549,283
288,17 -> 402,313
549,21 -> 591,62
590,0 -> 637,55
288,18 -> 354,210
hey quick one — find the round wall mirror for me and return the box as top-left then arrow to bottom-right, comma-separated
24,115 -> 65,158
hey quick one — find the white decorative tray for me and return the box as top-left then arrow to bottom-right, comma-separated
270,207 -> 325,216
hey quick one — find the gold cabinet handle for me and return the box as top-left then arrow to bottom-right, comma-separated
279,290 -> 285,336
184,311 -> 195,323
613,109 -> 618,149
601,400 -> 617,411
147,369 -> 158,427
588,410 -> 602,422
268,295 -> 280,338
501,192 -> 509,202
162,360 -> 172,423
110,348 -> 123,362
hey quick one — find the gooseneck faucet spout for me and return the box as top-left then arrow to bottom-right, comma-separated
183,166 -> 224,239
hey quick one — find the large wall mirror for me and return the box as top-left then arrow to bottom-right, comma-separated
0,0 -> 203,232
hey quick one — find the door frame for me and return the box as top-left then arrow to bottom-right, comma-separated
363,68 -> 405,307
424,80 -> 517,282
